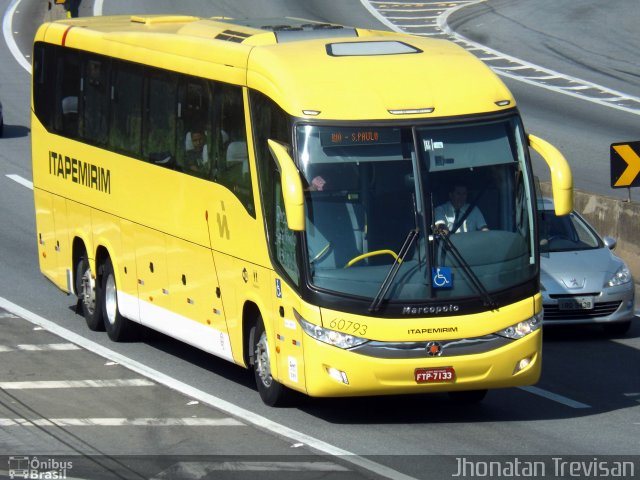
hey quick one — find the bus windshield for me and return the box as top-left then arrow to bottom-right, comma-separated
296,116 -> 536,303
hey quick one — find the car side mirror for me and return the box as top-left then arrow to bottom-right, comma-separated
603,236 -> 617,250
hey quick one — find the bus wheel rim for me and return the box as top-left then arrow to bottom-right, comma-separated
105,274 -> 117,326
81,268 -> 96,315
255,332 -> 273,387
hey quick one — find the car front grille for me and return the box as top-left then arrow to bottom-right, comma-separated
543,301 -> 622,320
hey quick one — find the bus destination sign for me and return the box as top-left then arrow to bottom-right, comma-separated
320,128 -> 400,147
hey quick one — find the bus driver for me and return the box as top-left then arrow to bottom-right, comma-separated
434,183 -> 488,234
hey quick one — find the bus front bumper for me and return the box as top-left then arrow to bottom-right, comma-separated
297,329 -> 541,398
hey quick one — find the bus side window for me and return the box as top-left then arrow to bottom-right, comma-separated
33,43 -> 56,131
144,71 -> 178,169
80,55 -> 109,146
250,90 -> 297,283
215,85 -> 254,214
178,79 -> 212,178
54,49 -> 81,138
109,61 -> 143,157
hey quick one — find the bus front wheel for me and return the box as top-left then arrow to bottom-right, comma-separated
76,255 -> 105,331
252,316 -> 294,407
101,257 -> 140,342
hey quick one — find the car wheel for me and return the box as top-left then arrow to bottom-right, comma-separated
252,316 -> 294,407
76,255 -> 105,331
101,257 -> 140,342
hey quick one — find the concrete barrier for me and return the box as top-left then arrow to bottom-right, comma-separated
542,182 -> 640,309
44,1 -> 69,22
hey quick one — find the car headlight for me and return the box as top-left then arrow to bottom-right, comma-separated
294,309 -> 369,349
496,312 -> 543,339
606,264 -> 632,287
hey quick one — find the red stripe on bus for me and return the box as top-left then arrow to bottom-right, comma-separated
61,26 -> 74,46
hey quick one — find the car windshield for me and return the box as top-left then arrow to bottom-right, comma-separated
296,117 -> 536,302
538,210 -> 601,253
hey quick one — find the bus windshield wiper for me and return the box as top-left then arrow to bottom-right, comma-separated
368,228 -> 419,313
433,226 -> 498,309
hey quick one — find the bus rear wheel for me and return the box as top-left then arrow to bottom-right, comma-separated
76,255 -> 105,331
101,257 -> 140,342
252,316 -> 294,407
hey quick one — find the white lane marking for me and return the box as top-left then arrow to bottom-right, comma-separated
0,379 -> 155,389
2,0 -> 31,72
0,296 -> 417,480
0,418 -> 244,427
6,174 -> 33,190
359,0 -> 406,33
519,386 -> 591,409
153,461 -> 348,479
0,343 -> 80,352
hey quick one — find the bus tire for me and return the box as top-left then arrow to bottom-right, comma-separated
76,255 -> 105,331
101,257 -> 140,342
252,316 -> 294,407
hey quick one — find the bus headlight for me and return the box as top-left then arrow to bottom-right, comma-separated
496,312 -> 542,339
294,309 -> 369,349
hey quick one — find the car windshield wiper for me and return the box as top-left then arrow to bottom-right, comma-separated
368,228 -> 419,313
433,226 -> 498,309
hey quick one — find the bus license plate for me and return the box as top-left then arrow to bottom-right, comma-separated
558,297 -> 594,310
415,367 -> 455,384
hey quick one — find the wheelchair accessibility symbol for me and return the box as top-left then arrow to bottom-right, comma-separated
432,267 -> 452,288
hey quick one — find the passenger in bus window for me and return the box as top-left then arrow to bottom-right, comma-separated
185,128 -> 210,173
308,175 -> 327,191
434,183 -> 488,234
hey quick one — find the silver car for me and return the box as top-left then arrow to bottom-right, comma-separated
0,100 -> 3,137
538,199 -> 635,335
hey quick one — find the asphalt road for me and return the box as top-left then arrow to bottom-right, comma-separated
1,1 -> 639,479
446,0 -> 640,201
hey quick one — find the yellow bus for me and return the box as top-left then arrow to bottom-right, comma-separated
32,15 -> 572,406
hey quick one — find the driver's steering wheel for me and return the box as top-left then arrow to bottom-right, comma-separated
344,249 -> 399,268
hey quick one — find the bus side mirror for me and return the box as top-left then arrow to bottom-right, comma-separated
528,134 -> 573,215
267,139 -> 305,231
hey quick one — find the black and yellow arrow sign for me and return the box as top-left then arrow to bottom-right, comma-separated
610,141 -> 640,188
